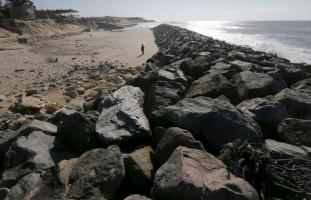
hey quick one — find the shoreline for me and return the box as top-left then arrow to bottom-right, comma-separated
0,24 -> 310,199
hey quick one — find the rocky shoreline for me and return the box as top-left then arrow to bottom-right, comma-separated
0,24 -> 311,199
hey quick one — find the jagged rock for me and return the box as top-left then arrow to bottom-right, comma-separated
155,127 -> 204,163
292,78 -> 311,90
179,56 -> 213,78
131,66 -> 188,121
124,146 -> 154,191
231,71 -> 287,101
67,146 -> 125,200
17,119 -> 57,136
187,73 -> 239,104
265,139 -> 311,160
163,97 -> 262,150
278,118 -> 311,147
124,194 -> 151,200
237,98 -> 288,138
0,130 -> 19,164
209,62 -> 241,79
153,146 -> 259,200
273,88 -> 311,119
13,96 -> 45,114
58,112 -> 99,153
275,64 -> 306,86
3,131 -> 73,171
65,99 -> 85,112
96,86 -> 151,145
230,60 -> 262,72
5,173 -> 42,200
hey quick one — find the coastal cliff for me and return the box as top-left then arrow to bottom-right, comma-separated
0,24 -> 311,200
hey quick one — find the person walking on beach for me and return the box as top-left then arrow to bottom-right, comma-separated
141,44 -> 145,55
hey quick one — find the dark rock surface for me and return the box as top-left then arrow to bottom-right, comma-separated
164,96 -> 262,150
124,194 -> 151,200
231,71 -> 286,101
96,86 -> 151,145
155,127 -> 204,163
58,112 -> 99,153
153,146 -> 259,200
67,146 -> 125,200
187,73 -> 239,104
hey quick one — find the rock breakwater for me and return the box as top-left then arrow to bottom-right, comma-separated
0,24 -> 311,199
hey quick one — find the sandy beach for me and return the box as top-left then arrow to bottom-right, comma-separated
0,26 -> 158,97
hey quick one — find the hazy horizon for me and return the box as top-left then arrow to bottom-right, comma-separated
33,0 -> 311,21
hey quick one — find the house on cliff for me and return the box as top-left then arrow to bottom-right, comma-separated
4,0 -> 35,20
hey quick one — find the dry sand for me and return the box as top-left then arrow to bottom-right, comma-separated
0,26 -> 158,97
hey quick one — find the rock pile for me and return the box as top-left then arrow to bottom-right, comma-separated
0,24 -> 311,199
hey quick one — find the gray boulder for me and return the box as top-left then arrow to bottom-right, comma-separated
96,86 -> 151,145
278,118 -> 311,147
17,119 -> 57,136
124,194 -> 151,200
187,73 -> 239,104
230,60 -> 262,72
231,71 -> 286,101
237,98 -> 288,138
5,173 -> 42,200
131,66 -> 188,121
124,146 -> 154,191
209,62 -> 241,79
58,112 -> 99,153
153,146 -> 259,200
0,130 -> 19,163
155,127 -> 204,163
68,146 -> 125,200
4,131 -> 73,171
273,88 -> 311,119
179,56 -> 213,79
164,97 -> 262,150
275,64 -> 306,86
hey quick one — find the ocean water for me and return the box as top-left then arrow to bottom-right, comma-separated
139,21 -> 311,64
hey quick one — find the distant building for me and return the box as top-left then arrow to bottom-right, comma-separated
5,0 -> 35,20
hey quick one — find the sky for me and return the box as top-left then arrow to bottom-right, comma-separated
33,0 -> 311,21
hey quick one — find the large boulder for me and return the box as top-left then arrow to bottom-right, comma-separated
187,73 -> 239,104
96,86 -> 151,145
155,127 -> 204,163
17,119 -> 57,136
229,60 -> 262,72
163,97 -> 262,150
124,146 -> 154,191
179,56 -> 213,79
278,118 -> 311,147
67,146 -> 125,200
3,131 -> 73,171
13,96 -> 45,114
237,98 -> 288,138
265,140 -> 311,200
58,112 -> 99,153
208,62 -> 241,79
273,88 -> 311,119
231,71 -> 286,101
131,66 -> 188,121
5,173 -> 42,200
153,146 -> 259,200
275,64 -> 306,86
0,130 -> 19,164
